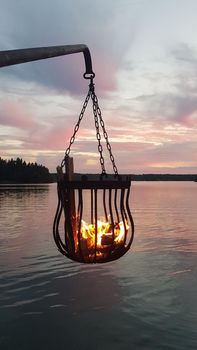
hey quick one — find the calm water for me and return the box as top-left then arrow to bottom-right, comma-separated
0,182 -> 197,350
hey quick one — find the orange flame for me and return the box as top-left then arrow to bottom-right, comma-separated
80,219 -> 129,250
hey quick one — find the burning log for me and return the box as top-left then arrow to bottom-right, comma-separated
101,234 -> 113,246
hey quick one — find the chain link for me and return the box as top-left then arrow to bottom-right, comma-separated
61,78 -> 118,175
91,89 -> 118,175
91,89 -> 106,175
61,89 -> 91,167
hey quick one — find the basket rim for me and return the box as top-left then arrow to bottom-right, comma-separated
59,178 -> 131,189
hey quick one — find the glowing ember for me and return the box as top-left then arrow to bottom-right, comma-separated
80,219 -> 129,250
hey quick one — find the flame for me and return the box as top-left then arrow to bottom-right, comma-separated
80,219 -> 129,250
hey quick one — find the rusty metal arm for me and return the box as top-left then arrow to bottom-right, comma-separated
0,44 -> 95,77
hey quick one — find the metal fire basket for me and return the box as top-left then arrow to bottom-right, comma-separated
53,69 -> 134,263
53,166 -> 134,263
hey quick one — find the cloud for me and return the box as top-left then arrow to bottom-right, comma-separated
1,1 -> 197,174
171,43 -> 197,64
0,99 -> 37,129
0,0 -> 137,94
136,93 -> 197,127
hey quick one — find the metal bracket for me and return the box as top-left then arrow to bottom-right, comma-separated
0,44 -> 95,78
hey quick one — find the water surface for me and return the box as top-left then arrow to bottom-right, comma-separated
0,182 -> 197,349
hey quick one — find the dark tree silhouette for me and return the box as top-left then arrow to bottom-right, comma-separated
0,157 -> 51,183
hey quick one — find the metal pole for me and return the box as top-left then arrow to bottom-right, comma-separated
0,44 -> 95,77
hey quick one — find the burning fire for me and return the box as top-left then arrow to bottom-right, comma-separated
80,219 -> 129,250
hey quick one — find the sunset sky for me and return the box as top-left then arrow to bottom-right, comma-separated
0,0 -> 197,174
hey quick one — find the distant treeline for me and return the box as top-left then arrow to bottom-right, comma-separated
0,157 -> 51,183
2,157 -> 196,183
130,174 -> 197,181
51,173 -> 197,182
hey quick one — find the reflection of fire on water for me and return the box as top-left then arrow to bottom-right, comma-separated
79,219 -> 129,253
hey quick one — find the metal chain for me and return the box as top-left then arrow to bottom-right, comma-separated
61,89 -> 91,167
90,84 -> 106,175
91,88 -> 119,175
61,77 -> 118,175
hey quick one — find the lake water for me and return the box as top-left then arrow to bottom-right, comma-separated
0,182 -> 197,349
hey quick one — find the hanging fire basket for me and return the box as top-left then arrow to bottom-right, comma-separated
53,54 -> 134,263
54,169 -> 134,263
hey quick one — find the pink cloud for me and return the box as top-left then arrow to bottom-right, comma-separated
22,123 -> 88,152
92,51 -> 118,93
38,125 -> 77,150
0,100 -> 37,129
0,95 -> 196,175
177,113 -> 197,128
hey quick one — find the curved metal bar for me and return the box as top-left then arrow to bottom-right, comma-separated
125,187 -> 135,248
120,188 -> 127,246
114,188 -> 120,223
63,188 -> 75,257
108,188 -> 115,243
0,44 -> 95,76
77,189 -> 84,261
83,47 -> 95,78
103,189 -> 108,221
94,189 -> 98,263
53,184 -> 69,257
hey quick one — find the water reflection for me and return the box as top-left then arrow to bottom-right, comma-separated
132,182 -> 197,253
0,184 -> 49,254
0,184 -> 49,196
